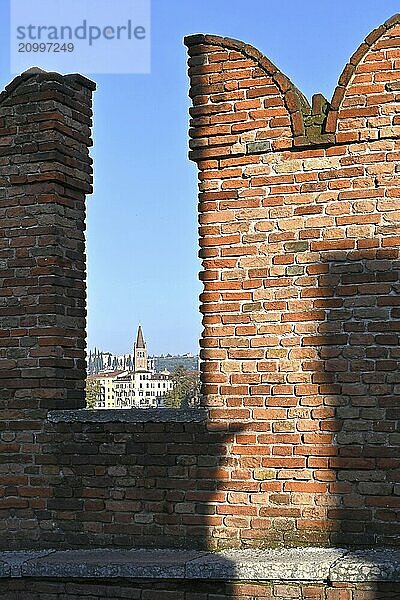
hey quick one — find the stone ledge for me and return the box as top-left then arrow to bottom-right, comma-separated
186,548 -> 345,581
47,408 -> 208,423
329,549 -> 400,582
2,548 -> 400,582
22,550 -> 207,579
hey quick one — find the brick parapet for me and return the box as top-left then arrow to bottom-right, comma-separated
3,579 -> 400,599
2,14 -> 400,557
185,15 -> 400,547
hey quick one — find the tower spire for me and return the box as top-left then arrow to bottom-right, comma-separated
134,324 -> 148,371
136,324 -> 145,349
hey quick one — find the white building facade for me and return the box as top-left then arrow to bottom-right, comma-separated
113,371 -> 172,409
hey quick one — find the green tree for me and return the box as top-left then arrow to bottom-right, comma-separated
85,378 -> 100,409
163,366 -> 200,409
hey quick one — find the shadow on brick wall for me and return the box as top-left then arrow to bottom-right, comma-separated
6,245 -> 400,598
33,249 -> 400,553
39,419 -> 242,597
39,419 -> 244,553
319,248 -> 400,546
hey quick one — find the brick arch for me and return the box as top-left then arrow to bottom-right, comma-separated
325,13 -> 400,140
184,33 -> 311,154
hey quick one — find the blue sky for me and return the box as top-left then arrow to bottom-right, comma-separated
1,1 -> 399,355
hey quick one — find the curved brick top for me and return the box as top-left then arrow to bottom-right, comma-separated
327,13 -> 400,138
329,14 -> 400,116
184,33 -> 310,141
185,13 -> 400,149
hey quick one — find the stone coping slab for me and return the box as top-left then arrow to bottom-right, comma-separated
48,408 -> 208,423
0,559 -> 7,578
22,549 -> 207,579
2,548 -> 400,582
0,551 -> 52,578
330,549 -> 400,582
186,548 -> 347,581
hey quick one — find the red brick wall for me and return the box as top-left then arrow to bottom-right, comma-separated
185,14 -> 400,547
37,418 -> 230,549
2,15 -> 400,553
0,70 -> 95,544
0,69 -> 95,411
1,579 -> 399,600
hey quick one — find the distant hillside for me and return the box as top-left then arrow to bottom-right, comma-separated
154,354 -> 199,373
88,348 -> 200,375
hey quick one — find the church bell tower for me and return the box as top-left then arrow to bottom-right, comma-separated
133,325 -> 148,371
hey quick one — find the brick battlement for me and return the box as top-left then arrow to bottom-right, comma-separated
184,14 -> 400,549
185,13 -> 400,150
0,69 -> 95,413
1,15 -> 400,581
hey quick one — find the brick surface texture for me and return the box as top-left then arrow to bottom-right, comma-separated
184,14 -> 400,549
0,70 -> 96,546
1,580 -> 400,600
0,11 -> 400,575
0,70 -> 95,412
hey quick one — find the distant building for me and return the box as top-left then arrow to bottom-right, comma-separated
113,371 -> 172,409
90,370 -> 124,409
87,326 -> 173,409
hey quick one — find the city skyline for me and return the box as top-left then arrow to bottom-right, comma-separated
87,324 -> 199,359
87,324 -> 174,409
88,324 -> 199,375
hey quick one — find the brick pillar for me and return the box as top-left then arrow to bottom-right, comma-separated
185,14 -> 400,547
0,69 -> 95,411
